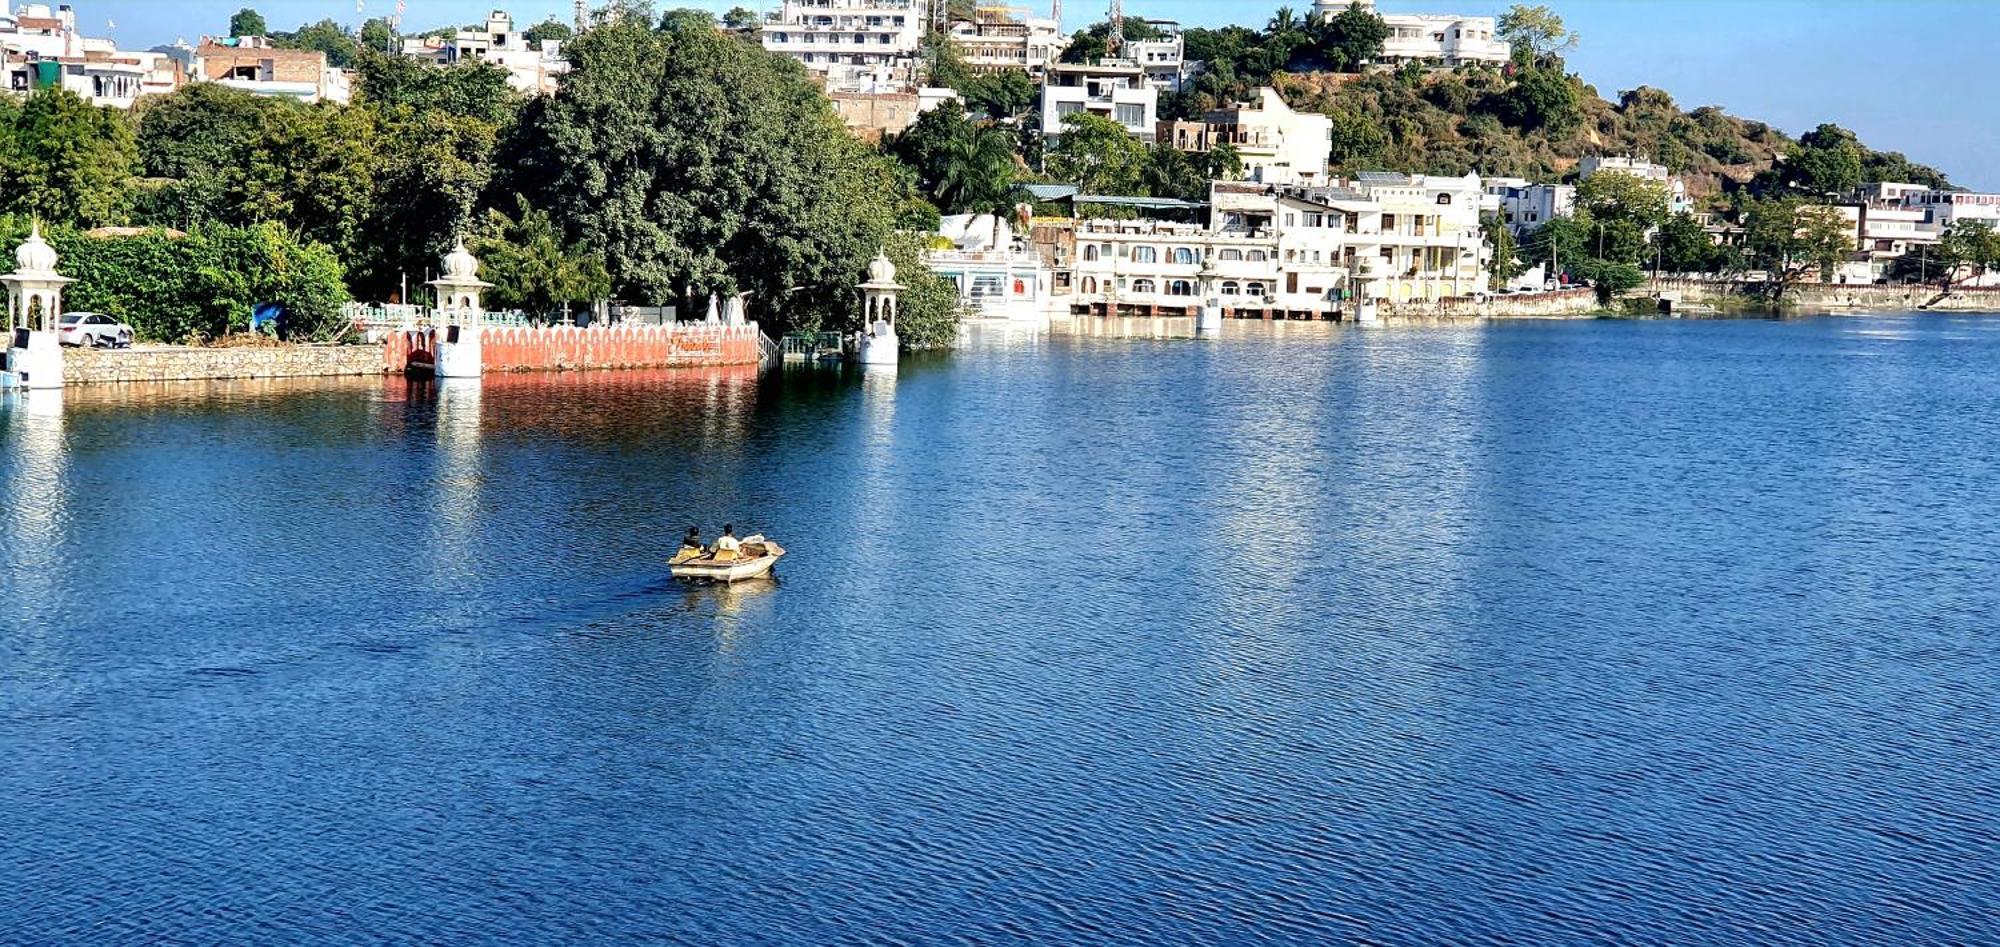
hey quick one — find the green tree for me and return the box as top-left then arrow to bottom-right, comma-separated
722,6 -> 760,30
1323,109 -> 1387,170
0,90 -> 139,227
1495,66 -> 1580,134
275,19 -> 361,69
1576,171 -> 1670,236
1744,197 -> 1854,289
1784,123 -> 1864,197
224,102 -> 380,268
1045,112 -> 1148,195
354,49 -> 517,125
1142,145 -> 1208,202
359,18 -> 395,54
1497,4 -> 1577,64
352,108 -> 499,299
959,69 -> 1036,119
1935,219 -> 2000,288
880,230 -> 960,350
889,104 -> 1016,214
523,18 -> 575,46
1315,2 -> 1390,72
474,195 -> 612,314
1653,212 -> 1720,274
132,83 -> 280,228
229,8 -> 268,37
1483,212 -> 1522,288
500,14 -> 912,333
48,223 -> 348,342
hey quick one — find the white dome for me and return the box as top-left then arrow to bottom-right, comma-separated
441,240 -> 480,280
866,251 -> 896,283
15,223 -> 57,275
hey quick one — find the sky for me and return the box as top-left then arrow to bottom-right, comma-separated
82,0 -> 2000,188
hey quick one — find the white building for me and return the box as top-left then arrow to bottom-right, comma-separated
0,3 -> 182,107
1310,0 -> 1508,67
926,213 -> 1054,322
1041,60 -> 1156,138
400,10 -> 568,95
944,15 -> 1067,76
1484,177 -> 1576,236
1124,19 -> 1187,92
1158,87 -> 1332,186
1063,173 -> 1490,318
761,0 -> 926,89
1900,188 -> 2000,230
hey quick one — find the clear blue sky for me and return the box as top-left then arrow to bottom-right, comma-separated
89,0 -> 2000,188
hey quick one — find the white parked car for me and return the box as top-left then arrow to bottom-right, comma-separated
58,312 -> 134,348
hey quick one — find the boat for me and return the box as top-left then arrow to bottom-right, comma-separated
670,534 -> 786,583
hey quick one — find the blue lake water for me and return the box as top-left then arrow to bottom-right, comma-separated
3,315 -> 1999,944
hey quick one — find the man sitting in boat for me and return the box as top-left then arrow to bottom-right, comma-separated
712,524 -> 741,561
672,526 -> 705,564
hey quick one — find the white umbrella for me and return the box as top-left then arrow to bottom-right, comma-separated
704,293 -> 720,324
725,293 -> 747,325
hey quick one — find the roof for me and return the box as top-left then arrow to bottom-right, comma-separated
1020,183 -> 1206,210
1355,171 -> 1411,186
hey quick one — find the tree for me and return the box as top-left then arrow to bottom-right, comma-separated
880,230 -> 960,350
889,104 -> 1016,214
1744,197 -> 1854,289
0,90 -> 139,227
500,14 -> 913,333
1783,123 -> 1864,197
1045,112 -> 1148,195
1653,212 -> 1721,274
1935,219 -> 2000,288
48,223 -> 348,342
722,6 -> 760,31
1576,171 -> 1670,236
1323,109 -> 1386,170
523,19 -> 575,46
1315,2 -> 1390,72
959,69 -> 1036,119
274,19 -> 361,70
224,102 -> 380,269
1142,145 -> 1208,203
1494,66 -> 1580,134
474,196 -> 611,314
352,108 -> 499,299
132,83 -> 281,228
230,8 -> 268,38
359,18 -> 395,55
1497,4 -> 1576,64
354,49 -> 517,125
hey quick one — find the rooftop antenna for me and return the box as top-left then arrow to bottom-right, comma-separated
1106,0 -> 1122,57
1051,0 -> 1061,32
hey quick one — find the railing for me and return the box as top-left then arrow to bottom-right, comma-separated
780,331 -> 845,360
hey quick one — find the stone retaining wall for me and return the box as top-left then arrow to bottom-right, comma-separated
1648,278 -> 2000,312
65,345 -> 384,385
1383,288 -> 1600,321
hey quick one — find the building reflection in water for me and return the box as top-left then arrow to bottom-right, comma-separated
427,378 -> 485,592
1,391 -> 66,635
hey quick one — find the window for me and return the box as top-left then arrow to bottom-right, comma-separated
970,275 -> 1004,297
1081,276 -> 1098,293
1131,278 -> 1156,293
1171,247 -> 1195,264
1246,250 -> 1268,262
1436,194 -> 1452,205
1168,280 -> 1193,295
1082,244 -> 1099,261
1131,246 -> 1157,263
1246,282 -> 1267,297
1055,101 -> 1083,118
1218,249 -> 1243,261
1220,281 -> 1240,295
1115,104 -> 1144,127
1302,212 -> 1322,228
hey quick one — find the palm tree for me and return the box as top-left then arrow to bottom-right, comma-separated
935,126 -> 1019,217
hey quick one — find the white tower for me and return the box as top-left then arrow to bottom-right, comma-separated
427,240 -> 492,379
2,223 -> 74,390
855,250 -> 902,366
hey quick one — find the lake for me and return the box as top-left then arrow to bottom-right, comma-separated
3,315 -> 1998,944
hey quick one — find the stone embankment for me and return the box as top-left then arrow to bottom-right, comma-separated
1381,288 -> 1600,321
65,344 -> 382,385
1648,278 -> 2000,312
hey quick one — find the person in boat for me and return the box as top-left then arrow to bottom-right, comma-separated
681,526 -> 705,553
714,524 -> 741,557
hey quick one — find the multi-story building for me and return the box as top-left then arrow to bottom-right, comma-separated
760,0 -> 926,89
1899,188 -> 2000,230
827,85 -> 958,141
1062,173 -> 1490,319
195,36 -> 349,104
1041,60 -> 1155,138
944,14 -> 1067,76
399,10 -> 568,95
1124,19 -> 1187,91
1157,87 -> 1332,186
1309,0 -> 1508,67
1483,177 -> 1576,236
0,3 -> 182,106
1579,154 -> 1691,215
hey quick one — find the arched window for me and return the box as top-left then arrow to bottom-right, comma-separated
1246,250 -> 1268,262
1168,280 -> 1193,296
1220,281 -> 1240,295
1081,276 -> 1098,293
1083,244 -> 1099,262
1132,246 -> 1158,263
1219,249 -> 1243,261
1246,282 -> 1266,297
1436,193 -> 1453,205
1131,278 -> 1156,294
1171,247 -> 1196,264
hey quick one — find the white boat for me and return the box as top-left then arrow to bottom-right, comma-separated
671,535 -> 785,583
